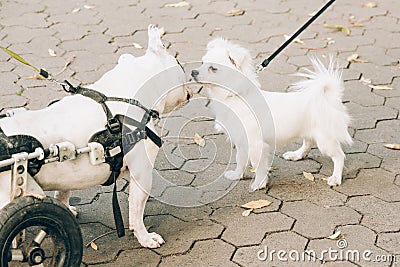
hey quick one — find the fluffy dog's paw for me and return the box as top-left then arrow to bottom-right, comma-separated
250,179 -> 267,191
327,176 -> 342,186
224,170 -> 242,180
68,205 -> 78,217
283,151 -> 302,161
137,232 -> 165,248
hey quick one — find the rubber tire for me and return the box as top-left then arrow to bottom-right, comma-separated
0,196 -> 83,267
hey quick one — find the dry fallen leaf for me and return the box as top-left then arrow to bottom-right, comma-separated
226,9 -> 245,16
90,241 -> 98,250
327,231 -> 344,240
348,15 -> 364,27
308,11 -> 317,17
242,199 -> 272,210
384,144 -> 400,150
242,209 -> 252,217
159,27 -> 166,36
72,8 -> 80,13
48,49 -> 56,57
284,34 -> 304,45
194,133 -> 205,147
360,76 -> 372,85
369,85 -> 397,90
164,1 -> 190,7
323,24 -> 351,36
303,171 -> 315,181
324,37 -> 335,45
132,42 -> 143,49
364,2 -> 377,8
347,53 -> 368,63
84,5 -> 95,9
27,75 -> 45,80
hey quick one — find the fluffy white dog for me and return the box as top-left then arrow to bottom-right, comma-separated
0,25 -> 192,248
191,38 -> 352,191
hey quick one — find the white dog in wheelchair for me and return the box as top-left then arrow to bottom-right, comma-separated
0,25 -> 192,248
191,38 -> 352,191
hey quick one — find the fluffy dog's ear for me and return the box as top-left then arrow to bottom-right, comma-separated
207,38 -> 226,50
227,46 -> 250,71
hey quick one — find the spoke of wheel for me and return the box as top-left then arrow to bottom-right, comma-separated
33,229 -> 47,245
10,248 -> 24,262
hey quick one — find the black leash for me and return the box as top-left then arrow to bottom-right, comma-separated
257,0 -> 336,72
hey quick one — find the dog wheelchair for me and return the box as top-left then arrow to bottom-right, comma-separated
0,82 -> 162,267
0,108 -> 107,266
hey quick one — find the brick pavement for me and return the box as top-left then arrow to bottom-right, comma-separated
0,0 -> 399,266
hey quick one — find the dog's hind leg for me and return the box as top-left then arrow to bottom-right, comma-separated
283,138 -> 313,161
224,144 -> 247,180
54,190 -> 78,216
316,138 -> 345,186
250,142 -> 273,191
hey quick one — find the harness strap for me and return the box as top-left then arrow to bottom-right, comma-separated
115,115 -> 163,148
111,171 -> 125,237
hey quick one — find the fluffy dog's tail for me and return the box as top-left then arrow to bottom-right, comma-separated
290,56 -> 353,146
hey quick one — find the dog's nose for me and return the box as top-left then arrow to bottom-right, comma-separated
191,69 -> 199,78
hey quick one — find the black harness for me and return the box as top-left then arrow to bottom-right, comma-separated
60,80 -> 162,186
60,81 -> 163,238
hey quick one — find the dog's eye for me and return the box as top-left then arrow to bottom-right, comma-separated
208,66 -> 218,73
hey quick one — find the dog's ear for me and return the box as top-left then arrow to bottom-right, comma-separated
207,38 -> 226,50
147,24 -> 166,55
227,46 -> 249,71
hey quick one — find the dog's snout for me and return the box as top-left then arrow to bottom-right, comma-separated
191,69 -> 199,78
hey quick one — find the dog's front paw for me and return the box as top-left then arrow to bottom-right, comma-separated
327,175 -> 341,186
250,179 -> 267,191
283,151 -> 302,161
224,170 -> 242,180
136,232 -> 165,248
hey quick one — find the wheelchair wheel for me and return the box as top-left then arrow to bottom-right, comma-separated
0,196 -> 83,267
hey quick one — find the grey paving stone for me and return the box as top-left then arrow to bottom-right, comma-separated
144,198 -> 212,221
335,168 -> 400,202
144,215 -> 224,256
308,224 -> 389,267
94,249 -> 161,267
268,180 -> 347,207
343,80 -> 385,107
233,231 -> 313,267
81,222 -> 141,265
212,207 -> 294,246
376,232 -> 400,256
355,120 -> 400,144
347,195 -> 400,232
281,200 -> 361,239
160,239 -> 237,267
346,102 -> 398,130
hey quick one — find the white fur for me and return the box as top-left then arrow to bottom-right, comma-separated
192,38 -> 352,191
0,25 -> 192,248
